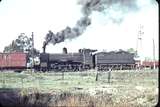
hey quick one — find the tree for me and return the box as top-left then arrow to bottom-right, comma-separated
127,48 -> 138,57
3,33 -> 40,59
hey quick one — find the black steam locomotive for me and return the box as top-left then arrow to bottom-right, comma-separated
36,48 -> 135,72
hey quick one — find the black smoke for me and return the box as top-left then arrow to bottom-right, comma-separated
42,17 -> 91,53
43,0 -> 138,53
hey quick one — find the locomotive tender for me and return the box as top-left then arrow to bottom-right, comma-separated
94,51 -> 135,71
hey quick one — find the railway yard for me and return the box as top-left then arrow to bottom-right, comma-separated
0,69 -> 158,107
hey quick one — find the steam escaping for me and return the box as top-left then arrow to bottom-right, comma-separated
43,0 -> 138,53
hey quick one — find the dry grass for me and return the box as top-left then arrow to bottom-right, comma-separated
0,88 -> 158,107
0,89 -> 137,107
0,69 -> 158,107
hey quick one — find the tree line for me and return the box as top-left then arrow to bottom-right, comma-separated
3,33 -> 40,62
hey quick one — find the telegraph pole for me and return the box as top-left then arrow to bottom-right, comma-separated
153,38 -> 156,69
31,32 -> 34,72
136,25 -> 144,69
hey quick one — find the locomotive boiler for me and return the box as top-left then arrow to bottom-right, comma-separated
39,48 -> 96,71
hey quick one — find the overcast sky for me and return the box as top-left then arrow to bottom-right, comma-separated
0,0 -> 159,60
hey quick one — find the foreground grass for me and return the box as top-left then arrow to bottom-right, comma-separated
0,69 -> 158,107
0,89 -> 139,107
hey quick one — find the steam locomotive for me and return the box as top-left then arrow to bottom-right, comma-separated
36,48 -> 136,72
0,48 -> 137,72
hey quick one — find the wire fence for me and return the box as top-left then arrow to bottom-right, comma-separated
0,69 -> 158,90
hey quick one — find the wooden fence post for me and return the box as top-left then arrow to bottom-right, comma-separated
108,68 -> 111,83
95,71 -> 99,81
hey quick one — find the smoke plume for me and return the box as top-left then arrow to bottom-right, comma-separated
43,0 -> 138,53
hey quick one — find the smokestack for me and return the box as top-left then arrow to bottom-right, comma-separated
43,41 -> 47,53
63,47 -> 68,54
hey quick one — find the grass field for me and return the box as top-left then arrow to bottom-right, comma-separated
0,69 -> 158,107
